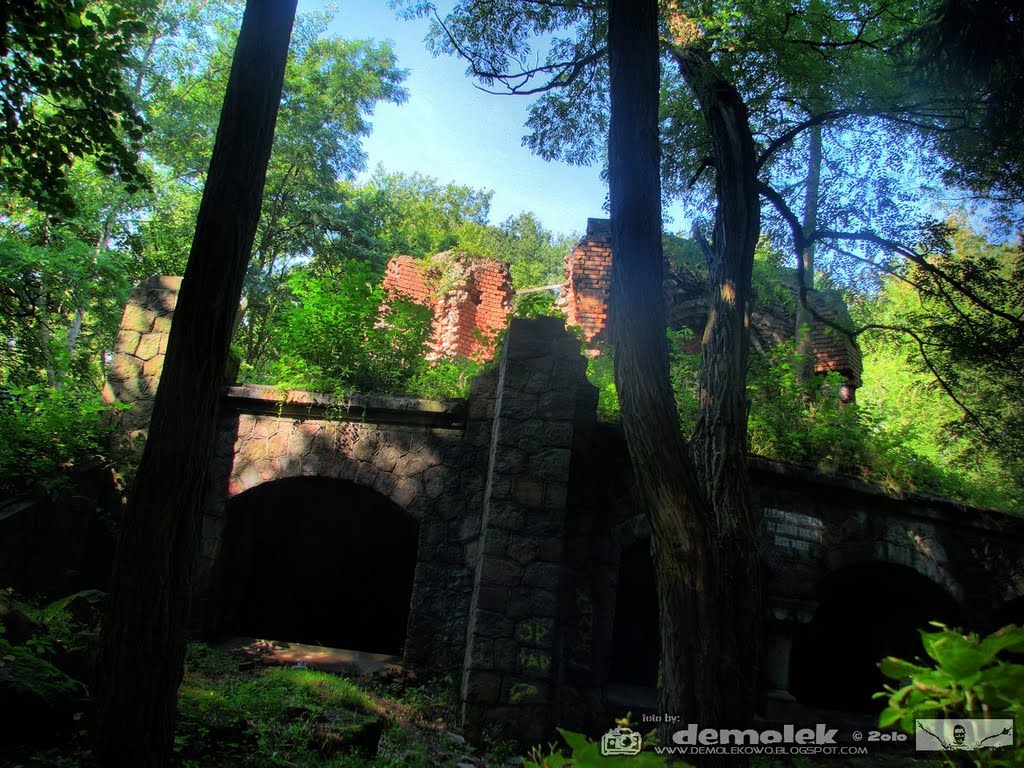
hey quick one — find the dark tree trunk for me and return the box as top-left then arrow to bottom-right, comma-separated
607,0 -> 721,733
93,1 -> 296,765
675,46 -> 762,734
795,124 -> 821,384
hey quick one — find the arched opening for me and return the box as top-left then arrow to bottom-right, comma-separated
790,561 -> 960,712
609,538 -> 660,686
212,476 -> 418,655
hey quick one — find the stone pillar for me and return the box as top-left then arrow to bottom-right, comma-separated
760,596 -> 816,720
461,317 -> 596,742
103,276 -> 182,469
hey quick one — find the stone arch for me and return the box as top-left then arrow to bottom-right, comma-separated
822,519 -> 966,608
226,414 -> 446,521
790,560 -> 962,712
209,475 -> 420,655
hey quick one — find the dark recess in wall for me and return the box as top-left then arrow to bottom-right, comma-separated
790,562 -> 961,712
212,476 -> 418,655
609,538 -> 660,686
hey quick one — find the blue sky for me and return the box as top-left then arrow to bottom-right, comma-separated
300,1 -> 610,239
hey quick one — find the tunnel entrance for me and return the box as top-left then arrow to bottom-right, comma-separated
609,538 -> 660,686
790,562 -> 960,712
213,476 -> 418,655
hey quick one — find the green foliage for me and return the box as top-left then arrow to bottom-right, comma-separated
877,623 -> 1024,767
0,0 -> 150,214
406,357 -> 487,400
177,647 -> 382,767
514,290 -> 560,319
0,383 -> 121,495
586,350 -> 620,423
263,263 -> 432,394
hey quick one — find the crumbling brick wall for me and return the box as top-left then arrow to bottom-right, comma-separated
557,218 -> 612,343
558,217 -> 863,395
383,252 -> 515,361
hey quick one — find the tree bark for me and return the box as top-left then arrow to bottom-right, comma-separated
676,45 -> 762,735
93,2 -> 296,765
607,0 -> 721,734
795,124 -> 821,384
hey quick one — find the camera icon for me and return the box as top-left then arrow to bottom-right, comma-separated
601,726 -> 643,756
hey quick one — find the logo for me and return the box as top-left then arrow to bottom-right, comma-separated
601,726 -> 643,756
915,719 -> 1014,752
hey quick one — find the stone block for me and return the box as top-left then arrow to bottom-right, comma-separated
509,588 -> 559,619
122,303 -> 153,333
528,448 -> 571,482
494,447 -> 527,475
372,444 -> 401,473
352,437 -> 377,462
499,391 -> 537,420
152,314 -> 173,333
544,483 -> 568,511
115,329 -> 141,356
481,529 -> 511,556
479,556 -> 522,587
372,471 -> 398,496
476,585 -> 509,613
463,670 -> 502,705
471,609 -> 515,639
512,477 -> 545,509
494,638 -> 518,672
487,501 -> 524,531
466,637 -> 494,669
134,333 -> 163,361
390,477 -> 423,509
107,352 -> 140,382
538,391 -> 575,420
522,562 -> 562,589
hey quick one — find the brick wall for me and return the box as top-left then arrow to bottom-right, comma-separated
383,252 -> 515,361
557,218 -> 612,343
557,218 -> 863,393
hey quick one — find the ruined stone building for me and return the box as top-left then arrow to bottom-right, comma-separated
99,220 -> 1024,742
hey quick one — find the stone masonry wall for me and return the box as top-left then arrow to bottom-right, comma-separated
194,385 -> 489,671
102,275 -> 181,466
383,253 -> 515,360
460,317 -> 597,742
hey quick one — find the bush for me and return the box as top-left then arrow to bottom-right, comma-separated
0,383 -> 118,494
266,263 -> 432,395
877,623 -> 1024,766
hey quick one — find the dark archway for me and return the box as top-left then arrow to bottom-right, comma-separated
609,538 -> 660,686
790,561 -> 961,712
212,476 -> 418,655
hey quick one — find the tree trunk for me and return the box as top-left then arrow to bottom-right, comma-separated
607,0 -> 721,734
93,2 -> 296,765
676,45 -> 763,735
795,124 -> 821,384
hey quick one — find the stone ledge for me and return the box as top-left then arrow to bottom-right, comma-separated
223,384 -> 467,428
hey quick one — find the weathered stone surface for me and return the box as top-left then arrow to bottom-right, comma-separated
479,557 -> 521,587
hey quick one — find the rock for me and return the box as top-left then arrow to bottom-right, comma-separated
0,591 -> 43,645
369,663 -> 418,690
310,709 -> 384,758
0,638 -> 84,743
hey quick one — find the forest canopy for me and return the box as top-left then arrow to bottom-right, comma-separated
0,0 -> 1020,512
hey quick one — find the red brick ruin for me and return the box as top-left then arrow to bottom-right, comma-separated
383,252 -> 515,361
384,217 -> 862,397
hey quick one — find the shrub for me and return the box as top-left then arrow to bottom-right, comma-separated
877,623 -> 1024,766
0,383 -> 118,494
